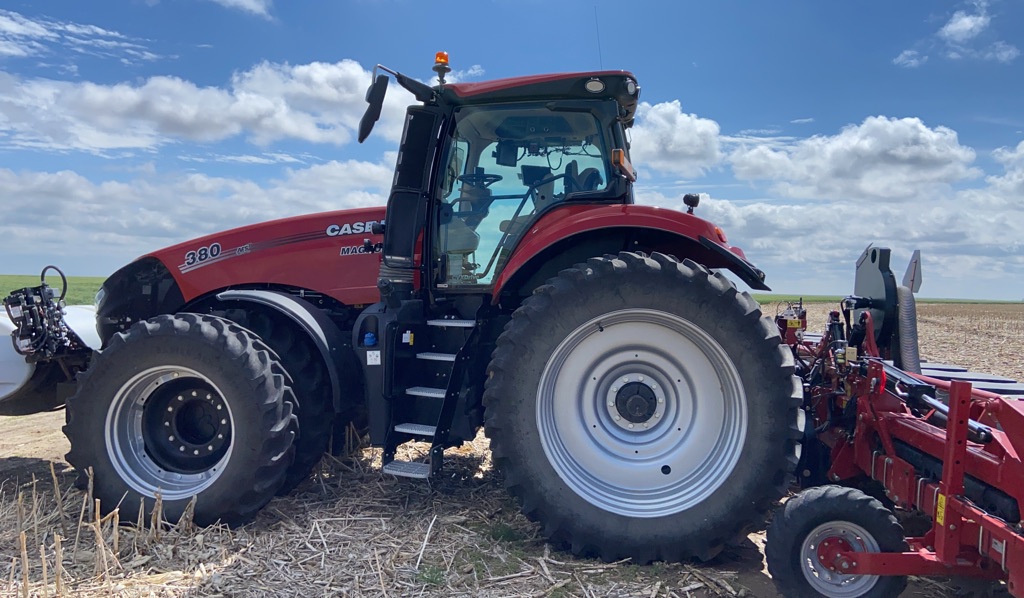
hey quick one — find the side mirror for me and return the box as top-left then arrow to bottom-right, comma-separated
358,74 -> 389,143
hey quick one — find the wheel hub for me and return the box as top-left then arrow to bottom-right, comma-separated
145,383 -> 231,473
604,373 -> 666,431
800,521 -> 881,596
616,382 -> 658,423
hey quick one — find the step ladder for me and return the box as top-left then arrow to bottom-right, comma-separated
381,317 -> 476,479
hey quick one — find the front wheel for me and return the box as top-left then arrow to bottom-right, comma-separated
766,485 -> 909,597
483,252 -> 803,563
64,314 -> 297,526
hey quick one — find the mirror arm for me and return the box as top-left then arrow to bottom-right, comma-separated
375,64 -> 434,103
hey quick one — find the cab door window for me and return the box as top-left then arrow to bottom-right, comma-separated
435,103 -> 609,287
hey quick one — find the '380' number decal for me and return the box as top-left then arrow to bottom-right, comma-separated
184,243 -> 222,266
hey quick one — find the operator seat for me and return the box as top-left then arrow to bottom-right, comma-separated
564,160 -> 604,195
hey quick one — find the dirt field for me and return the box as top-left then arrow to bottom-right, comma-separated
2,301 -> 1021,597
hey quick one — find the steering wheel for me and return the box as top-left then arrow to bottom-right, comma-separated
459,173 -> 503,188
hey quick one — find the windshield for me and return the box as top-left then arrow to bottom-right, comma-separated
435,103 -> 610,287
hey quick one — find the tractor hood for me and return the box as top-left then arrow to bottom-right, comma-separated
145,207 -> 388,306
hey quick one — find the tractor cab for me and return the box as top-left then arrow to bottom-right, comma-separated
359,53 -> 640,291
353,53 -> 645,476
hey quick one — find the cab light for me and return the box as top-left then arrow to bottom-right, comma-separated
612,149 -> 637,182
714,226 -> 728,243
435,51 -> 449,66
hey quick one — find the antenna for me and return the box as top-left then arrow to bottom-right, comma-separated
594,6 -> 604,69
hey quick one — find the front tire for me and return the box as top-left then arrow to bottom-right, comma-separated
64,314 -> 297,526
483,252 -> 803,562
766,485 -> 909,597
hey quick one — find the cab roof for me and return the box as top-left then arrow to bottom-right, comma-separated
438,71 -> 640,126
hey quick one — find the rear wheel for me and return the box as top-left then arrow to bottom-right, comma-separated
64,314 -> 297,526
766,485 -> 909,597
484,252 -> 803,562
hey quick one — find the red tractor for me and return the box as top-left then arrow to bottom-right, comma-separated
2,54 -> 802,563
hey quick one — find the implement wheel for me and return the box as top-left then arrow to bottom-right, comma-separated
484,252 -> 803,562
64,314 -> 297,526
766,485 -> 909,597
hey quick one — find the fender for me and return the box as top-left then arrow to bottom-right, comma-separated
492,204 -> 770,300
215,289 -> 355,413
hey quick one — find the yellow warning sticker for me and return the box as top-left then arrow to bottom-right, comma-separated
787,319 -> 802,328
936,494 -> 947,526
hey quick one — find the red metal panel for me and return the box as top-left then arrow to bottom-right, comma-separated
146,207 -> 388,307
937,381 -> 972,561
446,71 -> 635,98
491,204 -> 748,300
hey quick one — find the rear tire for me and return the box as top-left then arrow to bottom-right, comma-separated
766,485 -> 909,597
64,314 -> 297,526
227,310 -> 337,493
483,252 -> 803,562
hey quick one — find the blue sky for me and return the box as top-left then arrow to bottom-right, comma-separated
1,0 -> 1022,299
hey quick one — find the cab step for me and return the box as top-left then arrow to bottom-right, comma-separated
394,423 -> 436,436
426,319 -> 475,328
406,386 -> 446,399
416,352 -> 457,362
382,460 -> 431,479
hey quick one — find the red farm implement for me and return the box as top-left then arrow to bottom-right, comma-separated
767,246 -> 1024,597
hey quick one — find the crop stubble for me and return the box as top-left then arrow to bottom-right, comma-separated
0,301 -> 1021,597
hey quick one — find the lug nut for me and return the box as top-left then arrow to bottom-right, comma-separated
628,424 -> 634,429
168,435 -> 174,441
192,391 -> 198,397
193,449 -> 199,455
179,446 -> 185,452
177,395 -> 183,401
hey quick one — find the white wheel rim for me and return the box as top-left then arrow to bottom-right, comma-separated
536,308 -> 748,517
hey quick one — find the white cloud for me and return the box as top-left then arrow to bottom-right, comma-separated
982,41 -> 1020,64
207,0 -> 273,18
0,157 -> 393,274
790,118 -> 814,125
938,9 -> 990,44
448,64 -> 485,82
728,116 -> 979,200
986,141 -> 1024,195
893,49 -> 928,68
895,2 -> 1018,67
0,8 -> 160,65
630,100 -> 722,177
0,59 -> 410,153
634,184 -> 1024,298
